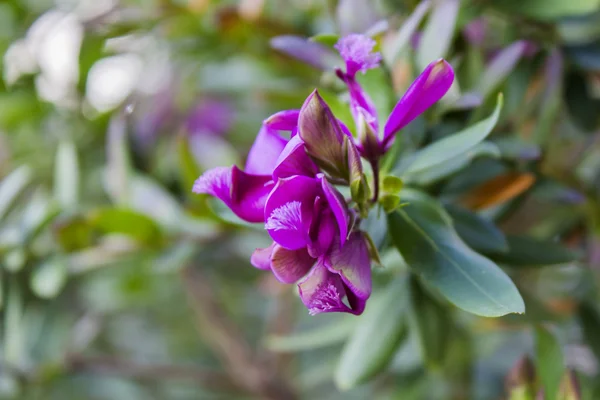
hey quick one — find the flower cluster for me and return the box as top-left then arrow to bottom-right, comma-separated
193,34 -> 454,315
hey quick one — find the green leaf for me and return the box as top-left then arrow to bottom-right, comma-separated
335,277 -> 409,390
402,94 -> 503,177
476,41 -> 526,101
177,135 -> 202,196
495,0 -> 600,21
489,235 -> 580,267
309,33 -> 339,48
54,140 -> 79,209
417,0 -> 459,70
404,141 -> 500,185
382,175 -> 404,194
445,204 -> 508,253
89,208 -> 163,246
53,214 -> 95,252
535,325 -> 564,400
265,316 -> 356,352
0,166 -> 32,222
578,302 -> 600,362
30,257 -> 68,299
408,277 -> 451,368
104,115 -> 131,205
388,189 -> 524,317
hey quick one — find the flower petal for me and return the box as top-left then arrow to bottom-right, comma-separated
383,59 -> 454,148
271,35 -> 341,70
272,135 -> 318,180
264,175 -> 320,249
320,175 -> 349,246
271,245 -> 315,283
298,90 -> 348,179
264,109 -> 300,131
193,166 -> 273,223
343,75 -> 379,134
251,243 -> 276,270
298,260 -> 355,315
334,34 -> 382,77
325,231 -> 372,314
245,125 -> 288,175
307,199 -> 336,258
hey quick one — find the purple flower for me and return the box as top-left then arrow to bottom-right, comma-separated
186,98 -> 235,136
463,18 -> 487,47
334,34 -> 454,158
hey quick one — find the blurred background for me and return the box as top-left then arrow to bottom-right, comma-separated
0,0 -> 600,399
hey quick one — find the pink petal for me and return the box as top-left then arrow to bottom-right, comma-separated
270,245 -> 315,283
320,175 -> 349,246
251,243 -> 276,270
298,260 -> 355,315
263,109 -> 300,131
245,125 -> 288,175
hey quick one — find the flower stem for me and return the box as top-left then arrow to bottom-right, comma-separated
370,159 -> 380,204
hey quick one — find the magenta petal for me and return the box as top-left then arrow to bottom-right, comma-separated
264,176 -> 320,250
245,125 -> 288,175
271,245 -> 315,283
325,232 -> 372,314
264,109 -> 300,131
298,260 -> 354,315
320,175 -> 349,246
251,243 -> 276,270
193,166 -> 273,223
345,76 -> 379,133
272,135 -> 318,180
307,201 -> 336,258
383,59 -> 454,148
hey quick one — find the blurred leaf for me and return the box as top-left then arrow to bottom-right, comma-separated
0,92 -> 41,130
492,137 -> 541,161
310,33 -> 339,48
402,94 -> 503,177
53,215 -> 95,252
388,189 -> 524,317
408,276 -> 450,368
383,0 -> 430,63
104,115 -> 131,205
489,235 -> 580,267
564,70 -> 600,132
535,325 -> 564,400
0,165 -> 32,222
20,189 -> 60,245
565,42 -> 600,71
89,208 -> 163,246
266,316 -> 356,352
459,172 -> 535,210
445,203 -> 508,253
78,34 -> 106,92
177,135 -> 202,194
495,0 -> 600,20
54,140 -> 79,209
578,302 -> 600,362
336,0 -> 379,36
30,257 -> 67,299
476,41 -> 526,100
417,0 -> 458,70
4,280 -> 22,366
270,35 -> 340,70
335,276 -> 409,390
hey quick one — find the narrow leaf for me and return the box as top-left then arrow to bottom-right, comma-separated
89,208 -> 163,246
402,94 -> 503,177
335,277 -> 409,390
445,204 -> 508,253
266,317 -> 356,352
388,189 -> 524,317
0,166 -> 32,221
476,41 -> 526,100
54,140 -> 79,209
459,172 -> 535,211
490,235 -> 580,267
383,0 -> 431,63
417,0 -> 459,70
535,325 -> 564,400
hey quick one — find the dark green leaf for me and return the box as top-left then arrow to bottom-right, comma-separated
578,302 -> 600,362
445,204 -> 508,253
388,189 -> 524,317
489,235 -> 580,267
535,325 -> 564,400
408,276 -> 451,367
335,277 -> 409,390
